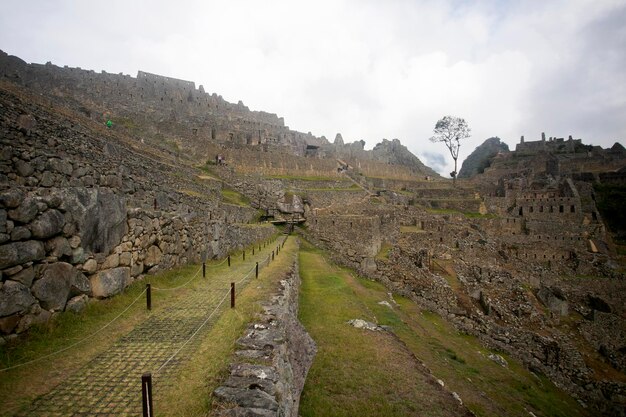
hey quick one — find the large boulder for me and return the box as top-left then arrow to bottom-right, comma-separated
30,209 -> 65,239
31,263 -> 73,311
57,188 -> 127,255
0,240 -> 45,269
0,280 -> 36,316
90,267 -> 131,298
537,285 -> 568,316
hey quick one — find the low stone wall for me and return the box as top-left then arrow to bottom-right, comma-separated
213,255 -> 316,417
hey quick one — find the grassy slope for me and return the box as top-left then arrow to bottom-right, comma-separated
298,242 -> 469,417
298,241 -> 590,417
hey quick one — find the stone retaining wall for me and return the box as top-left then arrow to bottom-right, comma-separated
214,254 -> 316,417
0,84 -> 276,340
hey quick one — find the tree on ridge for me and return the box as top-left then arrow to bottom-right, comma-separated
429,115 -> 471,186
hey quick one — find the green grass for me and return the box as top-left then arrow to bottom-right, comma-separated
268,174 -> 344,181
220,188 -> 250,206
0,236 -> 288,417
298,241 -> 590,417
300,185 -> 361,191
0,263 -> 203,415
375,242 -> 393,260
425,208 -> 497,218
399,225 -> 426,233
159,236 -> 299,416
298,242 -> 467,417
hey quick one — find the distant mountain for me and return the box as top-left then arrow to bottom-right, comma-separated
371,138 -> 440,177
458,137 -> 509,178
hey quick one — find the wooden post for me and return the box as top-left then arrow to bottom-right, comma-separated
202,262 -> 206,278
146,284 -> 151,311
228,255 -> 231,267
272,250 -> 274,261
142,373 -> 154,417
243,250 -> 245,261
230,282 -> 235,308
256,262 -> 259,278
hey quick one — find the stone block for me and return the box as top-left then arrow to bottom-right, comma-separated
15,160 -> 34,177
82,258 -> 98,274
11,266 -> 35,287
0,314 -> 20,335
144,245 -> 162,267
0,240 -> 45,269
31,263 -> 74,311
31,209 -> 65,239
0,189 -> 22,209
16,310 -> 51,333
90,267 -> 131,298
71,247 -> 85,264
7,197 -> 38,223
101,253 -> 120,269
213,386 -> 279,411
119,252 -> 132,266
0,280 -> 36,316
10,226 -> 31,241
45,236 -> 72,258
65,294 -> 89,314
130,261 -> 144,277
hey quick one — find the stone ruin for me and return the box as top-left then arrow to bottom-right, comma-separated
0,50 -> 625,416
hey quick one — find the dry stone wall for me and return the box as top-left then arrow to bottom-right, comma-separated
0,84 -> 276,340
213,255 -> 316,417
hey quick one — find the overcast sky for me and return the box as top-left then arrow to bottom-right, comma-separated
1,0 -> 624,175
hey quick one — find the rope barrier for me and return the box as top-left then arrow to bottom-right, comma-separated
153,244 -> 280,375
0,288 -> 148,373
151,264 -> 202,291
1,237 -> 285,376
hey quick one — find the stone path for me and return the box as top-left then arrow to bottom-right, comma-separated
15,239 -> 281,417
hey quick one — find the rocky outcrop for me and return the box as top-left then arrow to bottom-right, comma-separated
370,138 -> 439,177
458,137 -> 509,178
214,257 -> 316,417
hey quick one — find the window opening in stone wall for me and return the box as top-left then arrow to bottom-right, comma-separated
529,206 -> 534,213
570,205 -> 575,213
559,205 -> 564,213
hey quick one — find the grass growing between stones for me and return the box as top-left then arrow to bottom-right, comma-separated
156,236 -> 299,417
298,241 -> 590,417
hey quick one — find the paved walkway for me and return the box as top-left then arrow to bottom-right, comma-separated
16,239 -> 283,417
